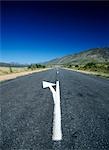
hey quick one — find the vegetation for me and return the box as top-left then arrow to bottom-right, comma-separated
75,65 -> 79,68
0,47 -> 109,78
0,64 -> 46,75
28,64 -> 45,70
0,67 -> 28,75
66,62 -> 109,78
45,47 -> 109,65
9,66 -> 13,73
59,48 -> 109,78
81,62 -> 109,73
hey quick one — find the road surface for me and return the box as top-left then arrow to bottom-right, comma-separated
1,68 -> 109,150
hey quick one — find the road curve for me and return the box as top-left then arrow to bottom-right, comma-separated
1,68 -> 109,150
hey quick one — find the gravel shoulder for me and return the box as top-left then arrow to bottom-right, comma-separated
64,68 -> 109,79
0,68 -> 50,82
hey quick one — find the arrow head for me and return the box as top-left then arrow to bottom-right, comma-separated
42,81 -> 56,89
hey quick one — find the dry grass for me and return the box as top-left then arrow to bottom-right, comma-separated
65,68 -> 109,79
0,67 -> 49,82
0,67 -> 28,75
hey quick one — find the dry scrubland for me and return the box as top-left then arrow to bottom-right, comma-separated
65,63 -> 109,78
0,67 -> 28,75
0,66 -> 48,82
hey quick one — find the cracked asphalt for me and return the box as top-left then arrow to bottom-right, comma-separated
1,68 -> 109,150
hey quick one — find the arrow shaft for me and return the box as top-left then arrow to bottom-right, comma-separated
52,81 -> 62,141
42,80 -> 62,141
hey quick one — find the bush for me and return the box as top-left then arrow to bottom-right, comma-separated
9,66 -> 13,73
68,64 -> 72,68
75,65 -> 79,67
28,64 -> 46,70
84,62 -> 96,69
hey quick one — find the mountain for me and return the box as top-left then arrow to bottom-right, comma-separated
46,48 -> 109,66
0,62 -> 28,67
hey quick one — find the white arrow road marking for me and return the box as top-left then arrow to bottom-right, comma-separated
42,81 -> 62,141
57,71 -> 59,74
43,81 -> 56,89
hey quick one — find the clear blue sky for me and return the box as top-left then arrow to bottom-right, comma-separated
1,1 -> 109,64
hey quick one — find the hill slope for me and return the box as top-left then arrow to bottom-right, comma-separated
46,48 -> 109,65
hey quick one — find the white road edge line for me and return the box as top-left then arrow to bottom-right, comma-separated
42,80 -> 62,141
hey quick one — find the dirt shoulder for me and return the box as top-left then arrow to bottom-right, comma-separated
64,68 -> 109,79
0,68 -> 49,82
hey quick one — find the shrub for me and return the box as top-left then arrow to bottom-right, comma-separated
9,66 -> 13,73
75,65 -> 79,67
84,62 -> 97,69
28,64 -> 46,70
68,64 -> 72,68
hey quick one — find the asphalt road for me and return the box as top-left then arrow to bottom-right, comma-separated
1,68 -> 109,150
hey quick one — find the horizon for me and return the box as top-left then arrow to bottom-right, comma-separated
1,46 -> 109,65
1,1 -> 109,64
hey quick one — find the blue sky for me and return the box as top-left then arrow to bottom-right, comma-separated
1,1 -> 109,64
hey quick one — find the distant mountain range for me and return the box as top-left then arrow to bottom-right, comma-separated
0,48 -> 109,67
0,62 -> 28,67
45,47 -> 109,65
